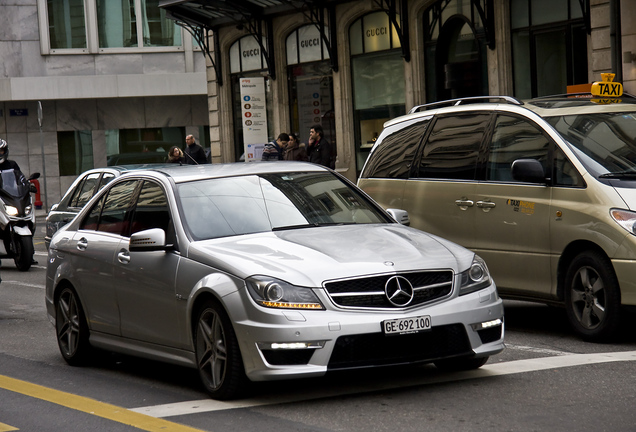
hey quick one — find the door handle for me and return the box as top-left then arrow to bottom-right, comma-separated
76,237 -> 88,251
476,201 -> 496,209
455,198 -> 474,209
117,249 -> 130,264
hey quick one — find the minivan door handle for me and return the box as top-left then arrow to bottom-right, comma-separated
476,200 -> 496,209
455,198 -> 474,209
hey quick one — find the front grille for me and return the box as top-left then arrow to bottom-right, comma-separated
328,324 -> 471,370
324,271 -> 453,309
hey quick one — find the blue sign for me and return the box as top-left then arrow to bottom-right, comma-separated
243,96 -> 251,101
10,109 -> 28,117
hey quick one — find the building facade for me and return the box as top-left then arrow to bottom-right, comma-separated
162,0 -> 636,183
0,0 -> 209,208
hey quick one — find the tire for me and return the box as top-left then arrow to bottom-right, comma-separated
55,286 -> 91,366
194,301 -> 248,400
564,250 -> 621,342
13,235 -> 33,271
434,355 -> 488,372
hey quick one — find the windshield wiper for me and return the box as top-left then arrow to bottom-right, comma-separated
272,222 -> 351,231
598,171 -> 636,179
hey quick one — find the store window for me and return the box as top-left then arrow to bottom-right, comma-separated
286,24 -> 335,150
424,0 -> 488,102
104,127 -> 185,166
350,11 -> 406,173
47,0 -> 87,49
58,131 -> 93,176
511,0 -> 587,98
40,0 -> 182,52
229,35 -> 274,162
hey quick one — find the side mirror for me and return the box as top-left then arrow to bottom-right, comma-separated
130,228 -> 168,252
386,208 -> 410,226
511,159 -> 546,184
29,172 -> 40,181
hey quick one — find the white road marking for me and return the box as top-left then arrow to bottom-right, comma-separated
505,343 -> 569,356
130,350 -> 636,418
34,251 -> 48,256
2,281 -> 46,289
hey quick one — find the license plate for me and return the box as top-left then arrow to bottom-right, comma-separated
383,315 -> 431,336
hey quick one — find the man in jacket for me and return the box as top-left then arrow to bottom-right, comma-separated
184,135 -> 208,165
262,133 -> 289,161
308,124 -> 333,168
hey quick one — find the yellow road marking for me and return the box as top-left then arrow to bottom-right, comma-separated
0,422 -> 18,431
0,374 -> 206,432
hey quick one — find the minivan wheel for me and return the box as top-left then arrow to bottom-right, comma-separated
55,287 -> 91,366
194,301 -> 247,400
564,251 -> 621,342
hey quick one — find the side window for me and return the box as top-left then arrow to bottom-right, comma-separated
362,117 -> 431,179
416,113 -> 491,180
554,146 -> 584,187
70,173 -> 100,208
95,180 -> 140,235
486,115 -> 550,182
130,181 -> 171,235
80,194 -> 106,231
99,172 -> 116,190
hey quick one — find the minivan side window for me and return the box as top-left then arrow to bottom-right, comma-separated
362,117 -> 431,179
553,146 -> 584,187
415,113 -> 491,180
486,115 -> 550,182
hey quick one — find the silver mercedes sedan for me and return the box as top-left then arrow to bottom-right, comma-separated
45,162 -> 504,400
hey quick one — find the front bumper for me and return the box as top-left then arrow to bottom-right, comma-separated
228,283 -> 504,382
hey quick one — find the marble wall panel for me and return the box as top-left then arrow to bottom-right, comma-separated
25,100 -> 56,132
56,99 -> 98,131
144,96 -> 191,128
27,131 -> 57,158
60,176 -> 77,199
92,130 -> 107,168
0,42 -> 23,77
18,5 -> 38,41
97,98 -> 146,130
0,6 -> 20,41
142,53 -> 185,74
191,95 -> 209,126
5,105 -> 28,133
6,132 -> 28,156
20,41 -> 47,77
12,154 -> 30,175
45,55 -> 96,77
95,54 -> 143,76
29,152 -> 59,178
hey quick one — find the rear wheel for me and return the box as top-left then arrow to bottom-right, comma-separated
194,301 -> 248,400
13,235 -> 33,271
55,287 -> 91,365
434,355 -> 488,372
564,250 -> 621,342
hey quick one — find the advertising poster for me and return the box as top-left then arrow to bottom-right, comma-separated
240,77 -> 268,162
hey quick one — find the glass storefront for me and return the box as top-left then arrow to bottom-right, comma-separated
350,11 -> 405,173
104,127 -> 185,165
286,24 -> 335,148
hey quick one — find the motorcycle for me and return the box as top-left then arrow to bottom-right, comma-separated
0,169 -> 40,271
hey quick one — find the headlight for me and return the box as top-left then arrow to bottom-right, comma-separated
610,209 -> 636,235
458,255 -> 492,296
246,276 -> 324,310
5,205 -> 18,217
24,205 -> 32,216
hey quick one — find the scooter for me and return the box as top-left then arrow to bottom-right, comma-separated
0,169 -> 40,271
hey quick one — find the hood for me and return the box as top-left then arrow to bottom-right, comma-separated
187,224 -> 473,287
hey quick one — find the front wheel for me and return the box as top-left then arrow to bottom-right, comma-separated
13,235 -> 34,271
194,301 -> 248,400
434,355 -> 488,372
564,250 -> 621,342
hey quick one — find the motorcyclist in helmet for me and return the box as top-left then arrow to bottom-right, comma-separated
0,139 -> 21,172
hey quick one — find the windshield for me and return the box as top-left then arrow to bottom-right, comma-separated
0,169 -> 30,198
177,171 -> 390,241
546,112 -> 636,177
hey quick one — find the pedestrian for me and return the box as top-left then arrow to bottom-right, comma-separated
307,124 -> 333,168
262,133 -> 289,161
184,135 -> 208,165
166,146 -> 185,164
284,132 -> 308,161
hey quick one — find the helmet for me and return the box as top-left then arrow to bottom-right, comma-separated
0,139 -> 7,164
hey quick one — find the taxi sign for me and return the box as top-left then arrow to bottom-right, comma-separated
591,73 -> 623,98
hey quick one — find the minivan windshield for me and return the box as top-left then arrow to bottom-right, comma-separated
546,112 -> 636,177
177,171 -> 390,241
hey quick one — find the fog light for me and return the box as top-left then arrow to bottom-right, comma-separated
471,318 -> 502,331
258,341 -> 325,350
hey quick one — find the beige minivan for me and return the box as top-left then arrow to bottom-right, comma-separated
358,84 -> 636,341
